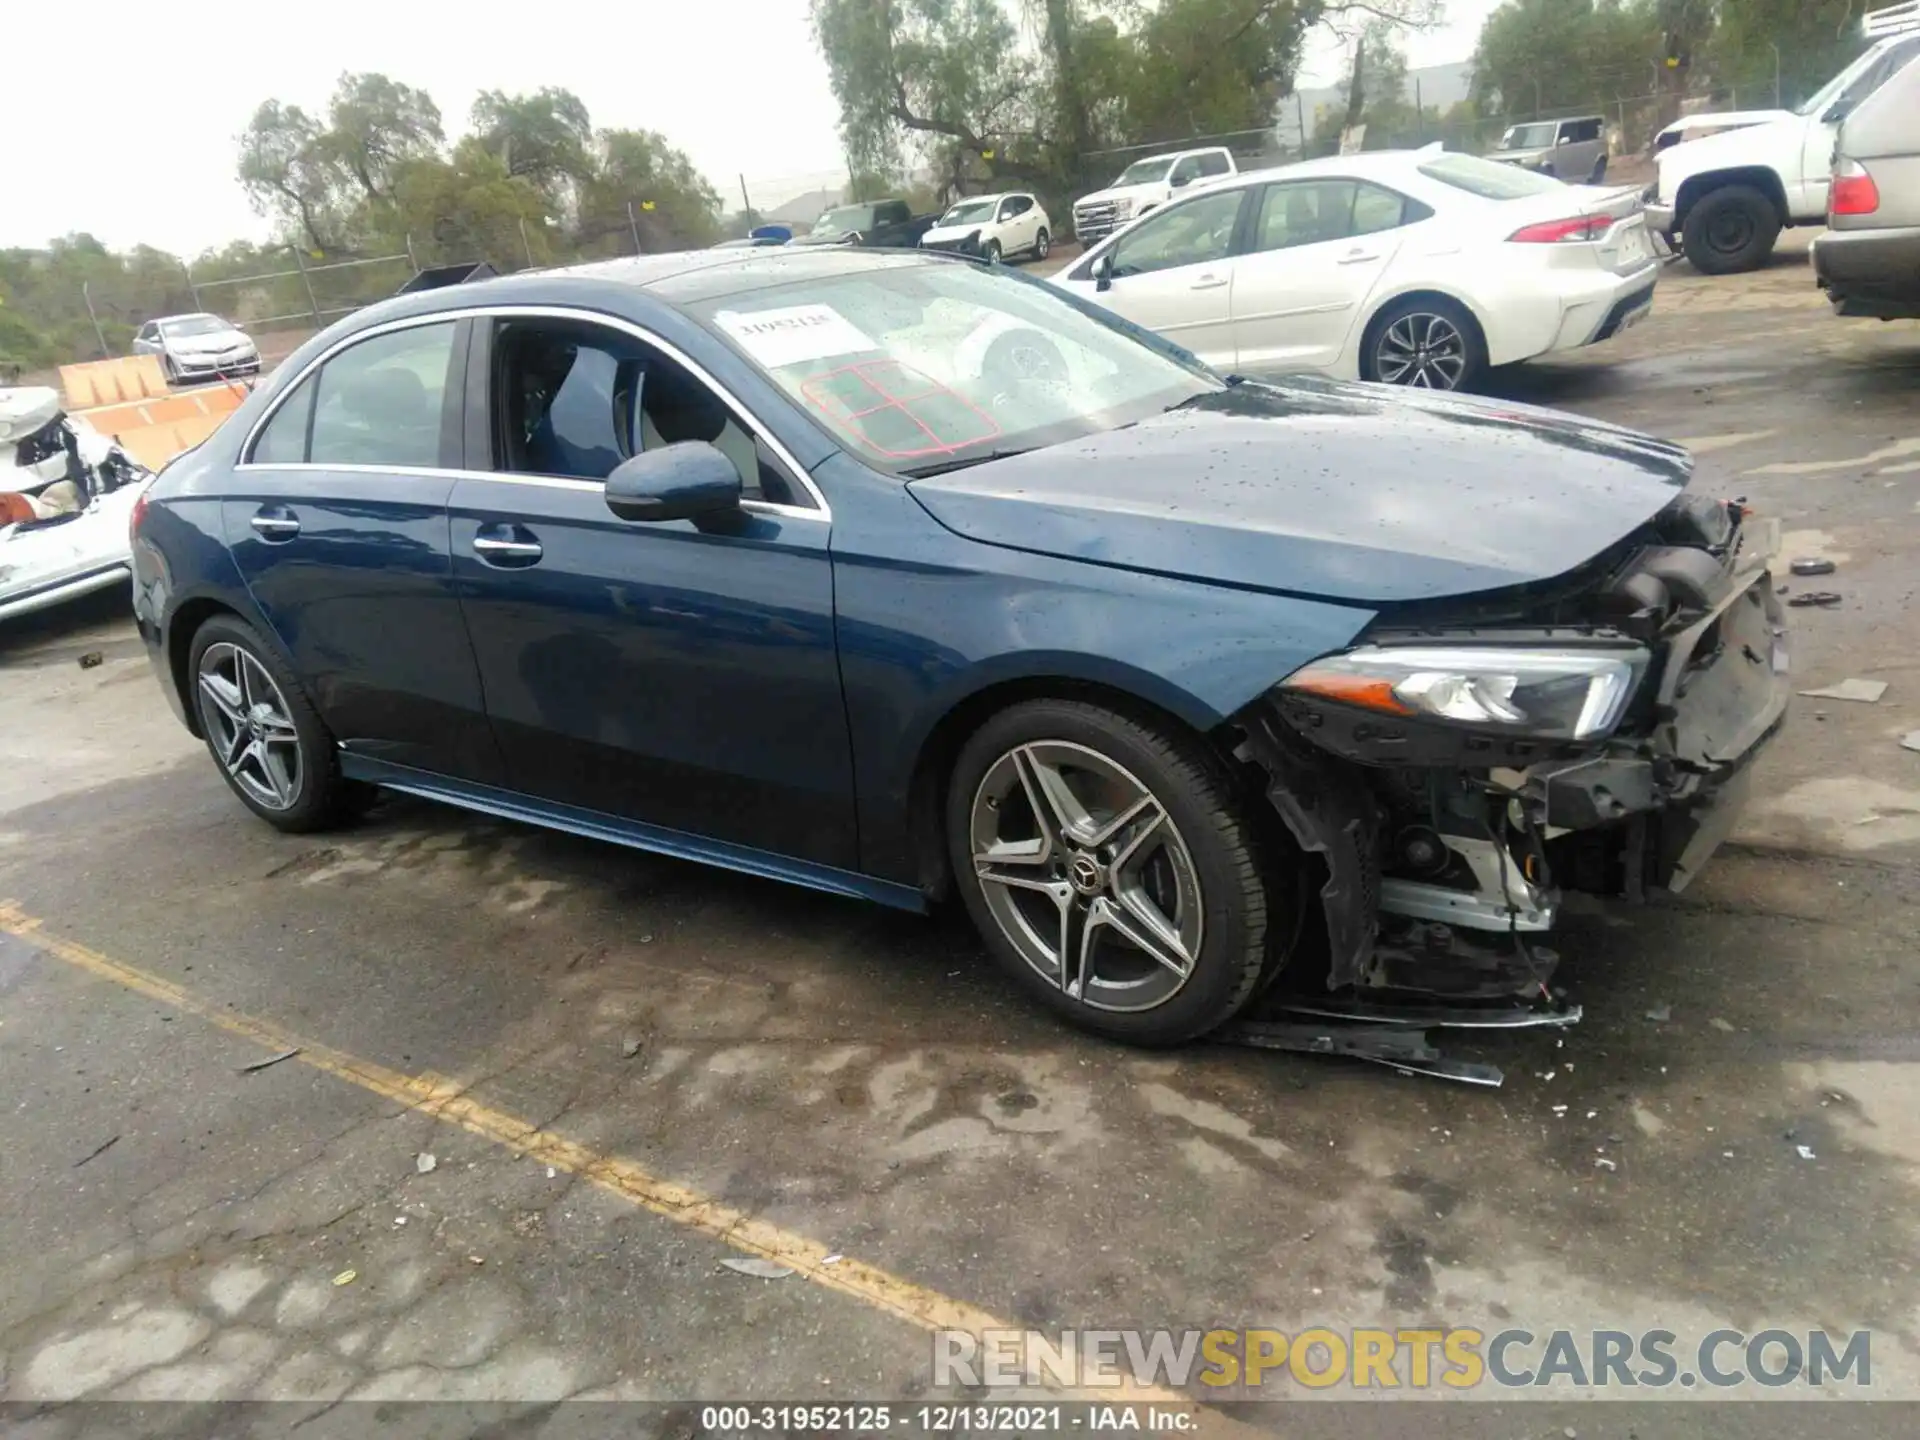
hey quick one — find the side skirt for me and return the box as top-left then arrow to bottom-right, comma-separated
339,754 -> 929,914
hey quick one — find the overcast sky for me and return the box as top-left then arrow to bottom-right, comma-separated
6,0 -> 1500,259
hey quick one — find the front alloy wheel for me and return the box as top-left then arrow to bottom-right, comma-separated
947,699 -> 1278,1045
970,741 -> 1202,1013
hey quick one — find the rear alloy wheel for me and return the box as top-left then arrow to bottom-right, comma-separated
1680,184 -> 1780,275
1033,227 -> 1051,260
948,700 -> 1276,1045
1363,297 -> 1486,392
189,614 -> 364,833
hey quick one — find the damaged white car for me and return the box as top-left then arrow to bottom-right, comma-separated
1,387 -> 152,622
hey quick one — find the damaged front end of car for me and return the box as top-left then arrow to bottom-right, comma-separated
1233,488 -> 1790,1011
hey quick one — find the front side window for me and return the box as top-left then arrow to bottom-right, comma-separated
1198,152 -> 1232,177
1500,123 -> 1558,149
942,199 -> 997,225
693,260 -> 1219,476
1109,188 -> 1246,276
491,318 -> 798,506
1114,157 -> 1174,187
305,321 -> 457,468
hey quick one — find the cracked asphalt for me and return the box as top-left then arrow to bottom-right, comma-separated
3,237 -> 1920,1433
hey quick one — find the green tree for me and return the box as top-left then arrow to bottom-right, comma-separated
1471,0 -> 1662,116
575,129 -> 724,255
1710,0 -> 1866,109
237,100 -> 346,256
322,72 -> 445,204
470,87 -> 597,208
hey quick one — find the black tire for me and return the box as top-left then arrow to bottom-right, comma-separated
161,355 -> 179,386
1680,184 -> 1780,276
1588,155 -> 1608,184
187,614 -> 363,833
1033,227 -> 1051,261
983,238 -> 1002,264
945,698 -> 1277,1046
1360,294 -> 1488,393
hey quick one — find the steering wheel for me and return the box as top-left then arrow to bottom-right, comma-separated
980,328 -> 1069,412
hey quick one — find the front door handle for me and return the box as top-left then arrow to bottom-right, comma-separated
472,532 -> 543,567
1190,272 -> 1229,290
1337,249 -> 1382,265
249,508 -> 300,542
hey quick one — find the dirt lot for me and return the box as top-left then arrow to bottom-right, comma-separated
4,237 -> 1920,1435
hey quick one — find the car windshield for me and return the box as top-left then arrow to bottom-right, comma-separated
693,262 -> 1220,476
1499,123 -> 1558,149
161,315 -> 229,337
813,206 -> 875,236
1418,152 -> 1566,198
1114,157 -> 1174,186
940,200 -> 998,225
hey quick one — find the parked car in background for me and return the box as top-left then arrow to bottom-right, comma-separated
1489,115 -> 1609,183
1,386 -> 151,621
1071,147 -> 1237,245
790,198 -> 940,248
1052,147 -> 1659,392
1812,43 -> 1920,318
1645,2 -> 1920,274
128,246 -> 1787,1045
920,193 -> 1054,262
133,313 -> 261,386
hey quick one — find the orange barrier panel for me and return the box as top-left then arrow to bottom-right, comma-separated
58,355 -> 169,409
76,384 -> 246,473
114,414 -> 228,472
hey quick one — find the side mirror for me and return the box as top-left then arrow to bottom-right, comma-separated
1094,250 -> 1115,292
605,442 -> 742,523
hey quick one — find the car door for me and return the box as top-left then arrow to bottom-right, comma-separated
1228,179 -> 1417,375
446,311 -> 858,870
1091,186 -> 1251,369
220,316 -> 505,782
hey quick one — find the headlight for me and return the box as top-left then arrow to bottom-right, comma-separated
1279,645 -> 1647,741
1113,199 -> 1134,218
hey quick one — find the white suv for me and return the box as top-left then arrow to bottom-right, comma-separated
1647,2 -> 1920,273
1071,147 -> 1237,245
919,192 -> 1054,262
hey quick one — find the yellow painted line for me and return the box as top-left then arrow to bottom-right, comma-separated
0,900 -> 1186,1407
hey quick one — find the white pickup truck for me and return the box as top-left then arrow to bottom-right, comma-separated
1646,1 -> 1920,273
1070,146 -> 1237,245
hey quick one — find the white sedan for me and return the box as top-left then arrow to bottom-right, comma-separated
1,387 -> 151,622
1049,146 -> 1660,392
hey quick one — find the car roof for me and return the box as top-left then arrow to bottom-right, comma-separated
156,313 -> 226,325
1200,148 -> 1443,189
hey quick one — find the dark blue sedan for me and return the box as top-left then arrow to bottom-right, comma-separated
131,248 -> 1789,1045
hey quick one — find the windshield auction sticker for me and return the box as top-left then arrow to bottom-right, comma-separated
715,304 -> 877,368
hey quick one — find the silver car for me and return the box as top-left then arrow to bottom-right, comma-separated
1489,115 -> 1609,184
1813,47 -> 1920,319
132,313 -> 261,386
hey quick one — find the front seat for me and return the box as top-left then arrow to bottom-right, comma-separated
639,364 -> 759,495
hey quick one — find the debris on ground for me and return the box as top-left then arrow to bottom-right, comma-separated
76,651 -> 103,669
1646,1002 -> 1672,1022
821,1253 -> 844,1266
332,1269 -> 357,1287
238,1048 -> 300,1074
1790,557 -> 1838,576
721,1257 -> 796,1280
1799,678 -> 1887,703
1594,1157 -> 1617,1172
72,1135 -> 119,1169
1902,732 -> 1920,753
1796,1145 -> 1817,1161
1709,1017 -> 1735,1032
414,1152 -> 437,1174
620,1034 -> 643,1059
1788,591 -> 1842,608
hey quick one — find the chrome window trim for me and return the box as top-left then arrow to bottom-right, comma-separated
236,303 -> 831,519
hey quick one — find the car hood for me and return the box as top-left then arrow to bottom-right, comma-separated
1492,147 -> 1553,165
790,229 -> 857,246
1657,109 -> 1795,144
170,333 -> 251,353
922,221 -> 988,245
904,377 -> 1694,606
1076,183 -> 1164,208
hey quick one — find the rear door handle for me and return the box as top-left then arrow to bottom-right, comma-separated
1190,272 -> 1229,290
472,530 -> 543,567
249,508 -> 300,542
1337,249 -> 1382,265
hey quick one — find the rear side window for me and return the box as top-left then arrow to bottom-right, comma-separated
305,322 -> 458,468
251,377 -> 316,464
1198,152 -> 1232,177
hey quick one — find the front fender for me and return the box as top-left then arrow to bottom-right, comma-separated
816,459 -> 1374,883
